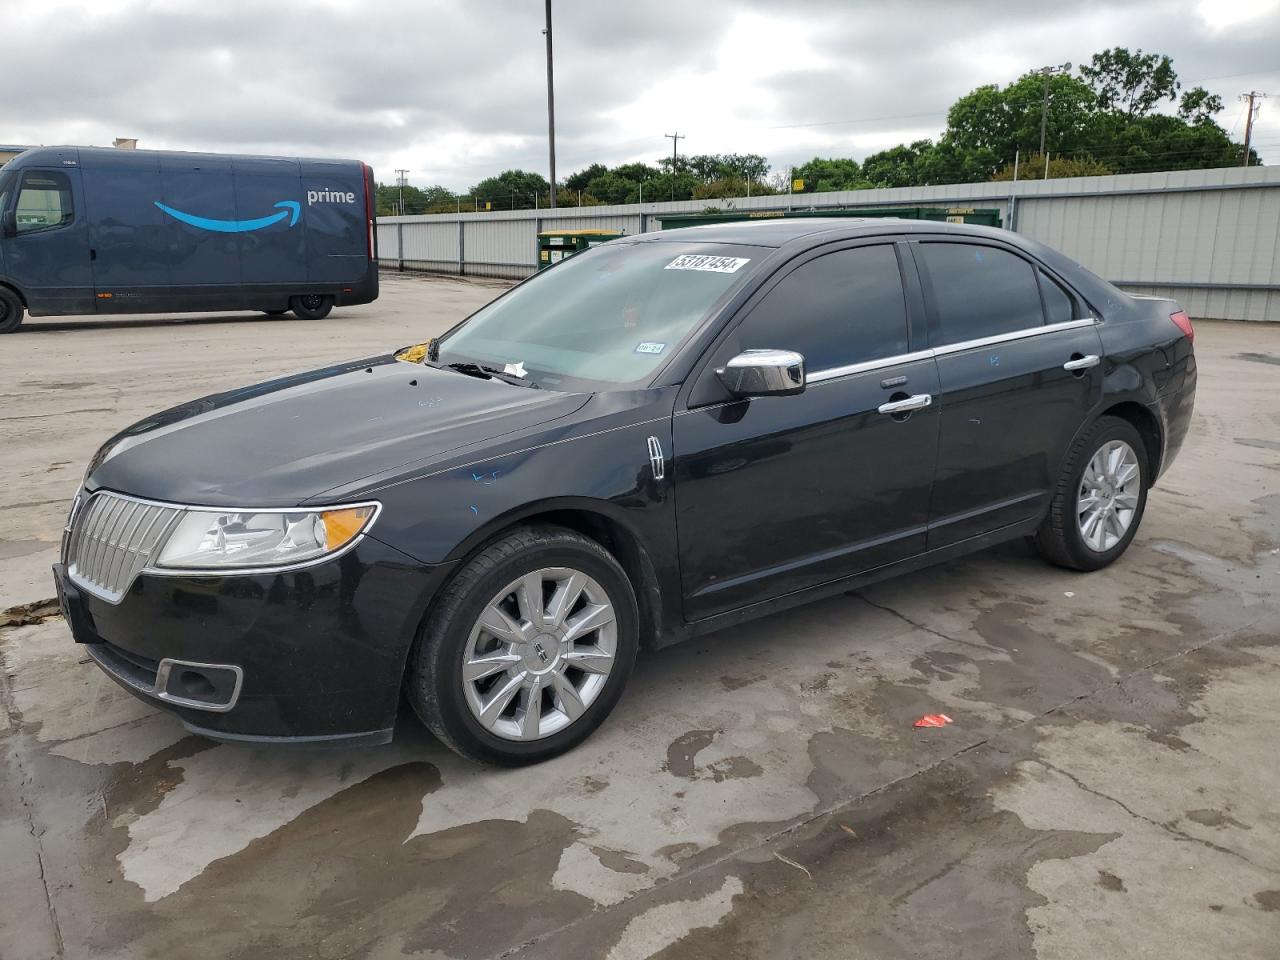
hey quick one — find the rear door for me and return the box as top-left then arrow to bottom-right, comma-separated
673,241 -> 940,621
3,165 -> 96,314
912,239 -> 1103,547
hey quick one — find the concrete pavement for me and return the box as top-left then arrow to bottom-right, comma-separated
1,281 -> 1277,959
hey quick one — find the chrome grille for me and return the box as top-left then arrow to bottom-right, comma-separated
67,492 -> 183,603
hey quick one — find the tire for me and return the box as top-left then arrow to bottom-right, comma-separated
0,287 -> 25,334
288,294 -> 334,320
406,524 -> 639,765
262,309 -> 288,316
1034,416 -> 1149,571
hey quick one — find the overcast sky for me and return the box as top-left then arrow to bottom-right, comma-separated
4,0 -> 1278,189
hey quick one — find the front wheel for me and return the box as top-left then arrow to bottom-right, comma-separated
0,287 -> 25,334
288,294 -> 334,320
1034,416 -> 1149,571
406,525 -> 639,765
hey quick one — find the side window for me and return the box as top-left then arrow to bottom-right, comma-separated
732,245 -> 909,371
918,242 -> 1044,346
1039,270 -> 1075,325
15,171 -> 74,234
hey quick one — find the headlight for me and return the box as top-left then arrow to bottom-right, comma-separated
155,503 -> 378,571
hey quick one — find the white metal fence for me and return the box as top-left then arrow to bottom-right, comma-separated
378,166 -> 1280,322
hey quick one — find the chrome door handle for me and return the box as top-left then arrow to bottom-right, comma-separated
878,393 -> 932,415
1063,354 -> 1100,371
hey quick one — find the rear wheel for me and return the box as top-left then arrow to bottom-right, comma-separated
289,294 -> 334,320
406,525 -> 639,765
1034,416 -> 1148,571
0,287 -> 25,334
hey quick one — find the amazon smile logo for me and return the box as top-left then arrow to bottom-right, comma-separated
154,200 -> 301,234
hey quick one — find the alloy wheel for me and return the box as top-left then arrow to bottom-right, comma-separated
461,566 -> 617,741
1077,439 -> 1141,552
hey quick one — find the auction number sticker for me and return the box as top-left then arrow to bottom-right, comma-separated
634,341 -> 666,354
664,254 -> 751,273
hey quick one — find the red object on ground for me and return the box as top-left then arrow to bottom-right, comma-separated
913,714 -> 954,728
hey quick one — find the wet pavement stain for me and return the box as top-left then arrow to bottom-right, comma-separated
664,729 -> 718,779
1097,870 -> 1127,892
80,761 -> 595,960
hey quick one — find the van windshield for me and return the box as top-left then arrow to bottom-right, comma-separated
434,241 -> 762,390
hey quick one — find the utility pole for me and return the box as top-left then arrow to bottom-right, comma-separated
1034,62 -> 1072,156
394,169 -> 409,216
1240,91 -> 1267,166
543,0 -> 557,207
664,131 -> 685,169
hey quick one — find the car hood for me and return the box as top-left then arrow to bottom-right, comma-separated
86,356 -> 589,506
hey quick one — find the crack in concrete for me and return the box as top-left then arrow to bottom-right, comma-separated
1034,758 -> 1276,874
0,639 -> 66,958
852,593 -> 994,653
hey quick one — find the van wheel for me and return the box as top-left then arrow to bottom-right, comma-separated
0,288 -> 25,334
1034,416 -> 1148,571
289,294 -> 334,321
406,525 -> 639,765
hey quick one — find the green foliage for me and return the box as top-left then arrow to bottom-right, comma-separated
1080,47 -> 1179,117
790,157 -> 867,192
469,169 -> 551,209
990,153 -> 1112,180
563,163 -> 607,192
1178,87 -> 1224,125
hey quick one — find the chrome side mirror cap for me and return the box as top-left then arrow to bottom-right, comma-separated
716,349 -> 806,398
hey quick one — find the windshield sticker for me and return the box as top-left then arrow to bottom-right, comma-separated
664,254 -> 751,274
634,341 -> 667,355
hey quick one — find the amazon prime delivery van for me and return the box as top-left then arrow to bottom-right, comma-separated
0,146 -> 378,332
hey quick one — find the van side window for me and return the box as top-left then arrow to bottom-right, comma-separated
16,171 -> 75,234
918,242 -> 1044,346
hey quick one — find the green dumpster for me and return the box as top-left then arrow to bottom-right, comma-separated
537,229 -> 625,269
656,206 -> 1003,230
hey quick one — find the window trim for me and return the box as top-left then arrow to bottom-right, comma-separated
12,168 -> 75,237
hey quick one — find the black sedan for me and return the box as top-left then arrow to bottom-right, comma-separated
54,219 -> 1197,764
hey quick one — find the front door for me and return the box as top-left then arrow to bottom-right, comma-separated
674,241 -> 939,621
2,166 -> 95,314
911,239 -> 1104,547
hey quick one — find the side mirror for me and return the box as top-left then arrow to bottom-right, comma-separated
716,349 -> 806,398
0,210 -> 15,239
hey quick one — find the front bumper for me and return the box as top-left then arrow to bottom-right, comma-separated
54,537 -> 454,744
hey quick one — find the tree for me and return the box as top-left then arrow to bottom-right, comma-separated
1079,47 -> 1179,117
1178,87 -> 1224,125
790,157 -> 867,192
563,163 -> 607,192
990,154 -> 1112,180
469,169 -> 551,209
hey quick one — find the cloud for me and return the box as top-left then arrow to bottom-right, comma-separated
2,0 -> 1276,188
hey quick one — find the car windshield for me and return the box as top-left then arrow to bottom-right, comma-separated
434,240 -> 763,389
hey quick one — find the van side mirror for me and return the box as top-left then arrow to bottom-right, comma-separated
716,349 -> 806,398
0,210 -> 15,239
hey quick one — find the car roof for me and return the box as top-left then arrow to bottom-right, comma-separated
634,216 -> 1008,248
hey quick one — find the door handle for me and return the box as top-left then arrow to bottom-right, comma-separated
878,393 -> 932,415
1063,354 -> 1100,371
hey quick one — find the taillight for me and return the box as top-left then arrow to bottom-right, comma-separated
1170,310 -> 1194,343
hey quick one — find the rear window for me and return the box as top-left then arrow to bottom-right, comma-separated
436,241 -> 761,389
918,242 -> 1044,347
